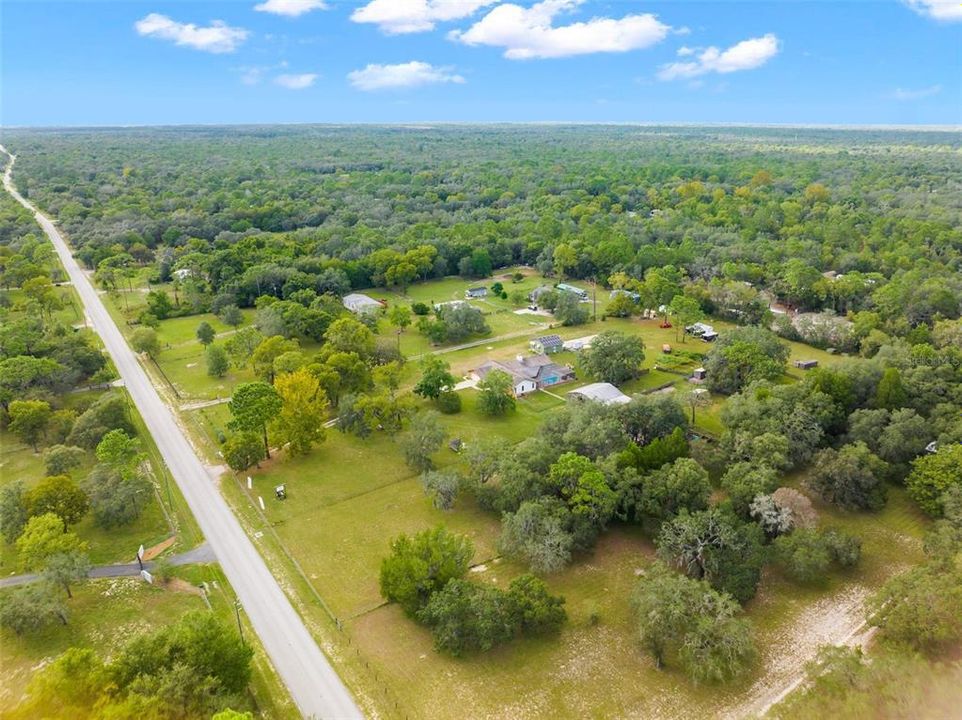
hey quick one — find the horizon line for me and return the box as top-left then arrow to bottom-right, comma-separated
2,121 -> 961,133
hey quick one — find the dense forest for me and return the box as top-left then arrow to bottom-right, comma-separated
4,126 -> 961,347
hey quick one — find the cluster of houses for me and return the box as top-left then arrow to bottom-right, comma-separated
468,332 -> 630,406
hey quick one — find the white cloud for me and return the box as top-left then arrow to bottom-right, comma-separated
347,61 -> 465,91
135,13 -> 249,53
254,0 -> 327,17
274,73 -> 319,89
904,0 -> 962,22
238,61 -> 289,85
676,46 -> 695,57
351,0 -> 497,34
450,0 -> 670,60
658,33 -> 779,81
891,84 -> 943,100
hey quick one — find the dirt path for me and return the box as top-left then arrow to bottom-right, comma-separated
725,584 -> 874,719
410,327 -> 548,360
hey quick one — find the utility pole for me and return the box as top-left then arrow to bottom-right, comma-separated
235,599 -> 246,645
592,278 -> 597,321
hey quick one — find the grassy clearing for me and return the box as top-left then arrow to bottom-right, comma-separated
0,578 -> 205,709
0,568 -> 298,720
102,274 -> 890,718
0,403 -> 176,573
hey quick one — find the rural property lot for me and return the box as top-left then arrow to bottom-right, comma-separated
104,270 -> 924,719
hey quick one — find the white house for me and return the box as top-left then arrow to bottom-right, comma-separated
471,354 -> 576,397
567,382 -> 631,406
343,293 -> 383,315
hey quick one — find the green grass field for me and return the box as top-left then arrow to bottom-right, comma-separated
0,409 -> 174,573
98,271 -> 911,719
0,578 -> 206,709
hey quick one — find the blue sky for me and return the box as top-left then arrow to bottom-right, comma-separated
2,0 -> 960,126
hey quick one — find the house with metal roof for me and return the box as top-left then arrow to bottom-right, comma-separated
685,322 -> 719,341
609,288 -> 641,302
563,335 -> 597,351
567,382 -> 631,406
528,285 -> 555,305
530,334 -> 564,355
465,287 -> 488,299
557,283 -> 589,301
343,293 -> 383,314
470,354 -> 575,396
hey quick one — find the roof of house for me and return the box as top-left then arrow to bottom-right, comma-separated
466,287 -> 487,294
343,293 -> 381,309
532,334 -> 563,348
688,322 -> 715,334
474,354 -> 573,386
567,382 -> 631,406
557,283 -> 587,295
563,334 -> 597,350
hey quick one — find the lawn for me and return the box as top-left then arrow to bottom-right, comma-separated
0,578 -> 206,709
0,568 -> 298,719
207,363 -> 930,720
102,273 -> 906,719
241,456 -> 929,720
154,340 -> 257,400
0,403 -> 175,573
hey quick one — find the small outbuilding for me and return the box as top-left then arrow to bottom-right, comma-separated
794,359 -> 819,370
686,322 -> 715,338
528,286 -> 555,305
692,367 -> 708,381
465,287 -> 488,299
530,334 -> 564,355
567,382 -> 631,406
610,288 -> 641,302
563,335 -> 596,351
557,283 -> 589,301
343,293 -> 383,315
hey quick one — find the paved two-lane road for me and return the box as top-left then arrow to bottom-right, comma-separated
1,147 -> 363,720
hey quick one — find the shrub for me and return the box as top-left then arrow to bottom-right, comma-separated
772,529 -> 832,584
379,526 -> 473,616
436,390 -> 462,414
824,529 -> 862,568
420,470 -> 461,510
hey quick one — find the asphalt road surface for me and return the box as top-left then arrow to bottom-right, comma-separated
0,542 -> 216,589
1,147 -> 363,720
